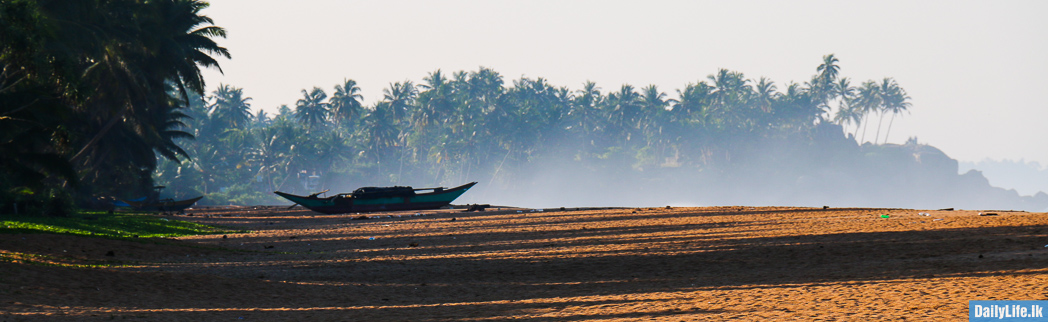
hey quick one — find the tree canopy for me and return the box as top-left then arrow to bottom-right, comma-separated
1,0 -> 228,214
150,55 -> 919,206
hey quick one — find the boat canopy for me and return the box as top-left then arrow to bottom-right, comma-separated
351,186 -> 416,198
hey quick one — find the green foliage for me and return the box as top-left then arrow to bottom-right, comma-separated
0,0 -> 228,214
153,56 -> 913,205
0,212 -> 235,238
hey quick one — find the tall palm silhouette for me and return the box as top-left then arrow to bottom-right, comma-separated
416,70 -> 453,129
853,80 -> 882,144
605,84 -> 641,143
383,81 -> 418,123
330,79 -> 364,128
871,78 -> 910,144
810,54 -> 840,120
572,81 -> 603,135
294,87 -> 329,130
831,77 -> 858,135
71,0 -> 230,164
208,84 -> 252,130
879,78 -> 911,143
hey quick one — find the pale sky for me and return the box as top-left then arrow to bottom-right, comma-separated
199,0 -> 1048,165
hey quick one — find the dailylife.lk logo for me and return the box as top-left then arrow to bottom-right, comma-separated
970,301 -> 1048,321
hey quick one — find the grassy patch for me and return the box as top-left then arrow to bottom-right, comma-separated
0,212 -> 239,238
0,250 -> 126,268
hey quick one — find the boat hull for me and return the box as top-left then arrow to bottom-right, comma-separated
274,182 -> 477,214
124,196 -> 203,212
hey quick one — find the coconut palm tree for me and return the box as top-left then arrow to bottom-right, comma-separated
329,78 -> 364,128
294,87 -> 329,130
673,81 -> 712,123
831,77 -> 857,134
871,78 -> 910,144
707,69 -> 752,126
252,109 -> 271,129
638,84 -> 671,138
571,81 -> 602,134
880,78 -> 911,143
641,85 -> 671,112
382,81 -> 418,122
67,0 -> 228,157
852,80 -> 881,144
361,101 -> 399,176
29,0 -> 230,205
816,54 -> 840,87
415,70 -> 453,129
800,54 -> 840,122
778,82 -> 819,129
833,104 -> 863,139
208,84 -> 252,129
752,77 -> 778,113
605,84 -> 642,143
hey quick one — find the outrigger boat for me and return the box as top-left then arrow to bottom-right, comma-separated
273,182 -> 477,214
118,186 -> 202,212
123,196 -> 203,212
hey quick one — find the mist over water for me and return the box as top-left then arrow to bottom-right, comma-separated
451,125 -> 1048,211
252,123 -> 1047,212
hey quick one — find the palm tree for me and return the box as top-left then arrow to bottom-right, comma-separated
831,77 -> 857,134
252,109 -> 271,128
641,85 -> 671,111
639,84 -> 671,137
275,104 -> 292,121
871,78 -> 909,144
208,84 -> 252,129
778,82 -> 819,129
673,81 -> 712,123
361,101 -> 399,174
382,80 -> 418,122
70,0 -> 230,165
816,54 -> 840,88
833,104 -> 863,139
145,95 -> 196,164
753,77 -> 778,109
707,69 -> 752,126
804,54 -> 840,121
468,67 -> 504,107
329,78 -> 364,128
294,87 -> 329,130
833,77 -> 855,108
852,80 -> 881,144
605,84 -> 641,143
879,78 -> 911,143
415,70 -> 453,129
27,0 -> 231,205
246,126 -> 285,191
572,81 -> 602,134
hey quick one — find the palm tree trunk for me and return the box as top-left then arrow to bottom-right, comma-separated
396,147 -> 403,185
860,117 -> 869,144
874,112 -> 886,144
70,106 -> 128,162
884,112 -> 897,144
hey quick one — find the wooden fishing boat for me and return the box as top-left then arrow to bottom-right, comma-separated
274,182 -> 477,214
123,196 -> 203,212
117,186 -> 202,212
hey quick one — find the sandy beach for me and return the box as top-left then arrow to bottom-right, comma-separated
3,206 -> 1048,321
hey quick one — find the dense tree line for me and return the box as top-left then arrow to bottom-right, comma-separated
155,55 -> 914,205
0,0 -> 925,211
1,0 -> 228,214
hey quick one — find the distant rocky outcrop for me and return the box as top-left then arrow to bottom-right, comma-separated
493,123 -> 1048,212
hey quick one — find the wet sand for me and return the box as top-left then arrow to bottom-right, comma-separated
2,206 -> 1048,321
